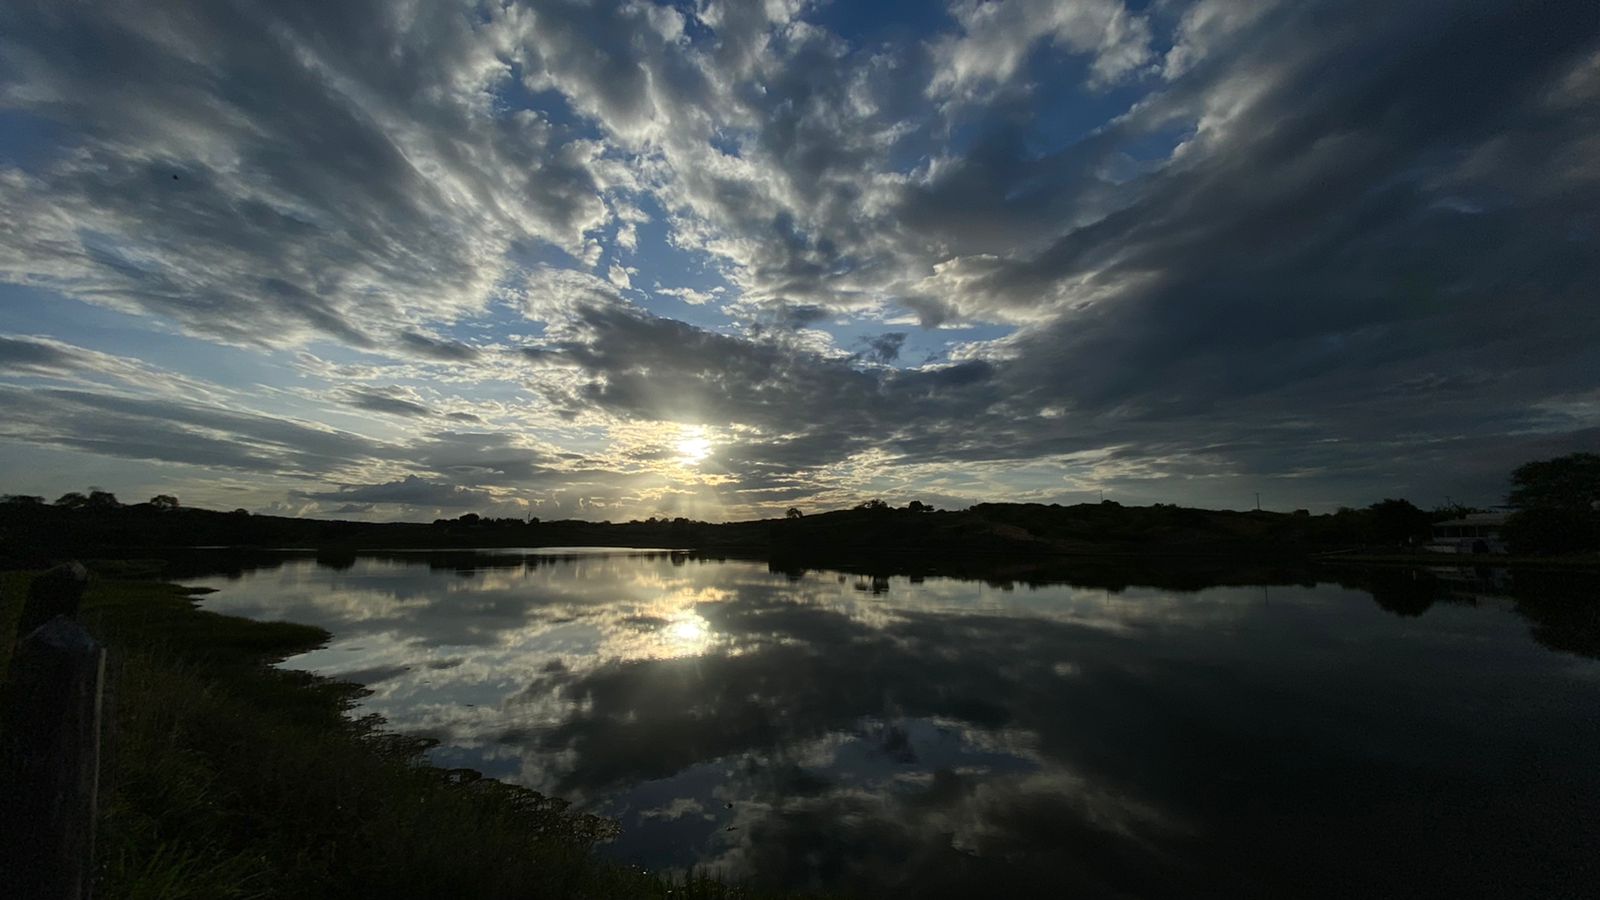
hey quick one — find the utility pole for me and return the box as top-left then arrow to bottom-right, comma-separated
1255,491 -> 1261,511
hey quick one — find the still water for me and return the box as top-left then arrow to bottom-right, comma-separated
191,551 -> 1600,897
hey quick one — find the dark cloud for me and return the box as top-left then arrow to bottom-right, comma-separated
0,379 -> 565,502
403,430 -> 558,484
923,0 -> 1600,497
342,388 -> 432,419
0,335 -> 88,375
329,503 -> 377,516
777,304 -> 831,329
859,332 -> 908,364
398,331 -> 481,363
296,475 -> 496,510
544,303 -> 879,428
520,296 -> 1013,478
0,384 -> 395,475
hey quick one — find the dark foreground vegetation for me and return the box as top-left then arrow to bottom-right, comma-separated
0,567 -> 804,899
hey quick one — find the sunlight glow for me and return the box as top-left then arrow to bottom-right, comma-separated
660,611 -> 713,656
668,617 -> 706,643
675,428 -> 712,465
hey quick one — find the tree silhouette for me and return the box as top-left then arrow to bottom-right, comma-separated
1505,453 -> 1600,554
85,489 -> 121,509
1506,507 -> 1597,555
149,494 -> 180,510
1365,498 -> 1430,545
1508,453 -> 1600,510
785,507 -> 803,519
54,489 -> 123,510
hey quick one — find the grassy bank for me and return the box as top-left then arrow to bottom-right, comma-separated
0,569 -> 796,899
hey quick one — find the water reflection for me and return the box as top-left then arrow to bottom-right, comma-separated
191,552 -> 1600,897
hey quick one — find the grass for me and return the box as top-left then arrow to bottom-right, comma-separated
1,568 -> 814,899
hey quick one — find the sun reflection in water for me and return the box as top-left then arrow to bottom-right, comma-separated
662,612 -> 712,655
668,617 -> 706,642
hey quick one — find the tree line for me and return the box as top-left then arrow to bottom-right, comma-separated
3,453 -> 1596,556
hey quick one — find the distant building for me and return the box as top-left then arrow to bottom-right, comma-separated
1427,512 -> 1509,554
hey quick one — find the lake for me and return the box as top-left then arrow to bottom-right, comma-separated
190,551 -> 1600,898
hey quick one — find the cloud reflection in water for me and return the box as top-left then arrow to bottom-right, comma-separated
195,552 -> 1600,897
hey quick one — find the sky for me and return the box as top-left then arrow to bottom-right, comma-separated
0,0 -> 1596,522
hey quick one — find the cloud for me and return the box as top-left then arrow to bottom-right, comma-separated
398,331 -> 481,362
615,221 -> 638,252
341,388 -> 433,419
0,335 -> 92,375
859,332 -> 908,364
0,383 -> 393,476
0,0 -> 1596,515
328,503 -> 376,516
515,286 -> 1013,477
1161,0 -> 1276,80
0,0 -> 606,349
929,0 -> 1154,97
295,475 -> 497,510
967,1 -> 1600,433
653,286 -> 720,305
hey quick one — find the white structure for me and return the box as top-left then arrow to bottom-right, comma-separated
1427,512 -> 1509,554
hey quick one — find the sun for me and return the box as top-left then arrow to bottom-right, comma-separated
675,430 -> 712,465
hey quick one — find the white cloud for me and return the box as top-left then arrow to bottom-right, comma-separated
615,221 -> 638,251
929,0 -> 1154,98
653,285 -> 719,305
1162,0 -> 1276,80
